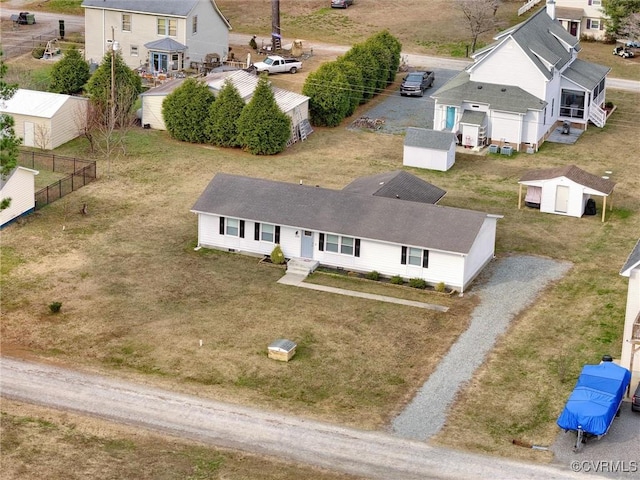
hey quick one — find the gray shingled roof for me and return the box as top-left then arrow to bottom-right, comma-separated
519,165 -> 615,195
620,239 -> 640,275
81,0 -> 232,28
82,0 -> 198,16
555,7 -> 584,21
459,110 -> 487,126
431,72 -> 546,113
563,58 -> 611,91
191,173 -> 491,254
474,7 -> 579,80
342,170 -> 446,205
144,37 -> 187,52
403,127 -> 456,152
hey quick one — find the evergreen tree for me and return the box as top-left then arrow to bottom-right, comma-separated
342,45 -> 378,101
207,79 -> 245,147
49,46 -> 90,94
335,58 -> 364,116
85,50 -> 142,125
163,78 -> 215,143
236,75 -> 291,155
302,63 -> 352,127
0,50 -> 21,210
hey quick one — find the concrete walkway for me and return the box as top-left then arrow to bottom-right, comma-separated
277,271 -> 449,312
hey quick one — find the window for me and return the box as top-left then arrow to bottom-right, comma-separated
122,14 -> 131,32
192,15 -> 198,34
318,233 -> 360,256
157,18 -> 177,36
401,246 -> 429,268
590,0 -> 601,6
326,234 -> 339,253
130,45 -> 138,56
254,223 -> 280,243
219,217 -> 245,238
587,19 -> 600,30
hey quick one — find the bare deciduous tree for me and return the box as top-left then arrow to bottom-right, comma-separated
620,12 -> 640,41
34,123 -> 50,150
456,0 -> 502,53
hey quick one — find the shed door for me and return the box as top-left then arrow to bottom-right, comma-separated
24,122 -> 35,147
555,185 -> 569,213
301,230 -> 313,258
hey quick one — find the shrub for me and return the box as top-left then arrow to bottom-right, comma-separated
365,270 -> 380,281
162,78 -> 215,143
270,245 -> 286,265
32,46 -> 45,59
435,281 -> 447,293
390,275 -> 404,285
207,79 -> 245,147
236,75 -> 291,155
409,278 -> 427,289
49,46 -> 90,94
49,301 -> 62,313
605,101 -> 614,109
302,62 -> 352,127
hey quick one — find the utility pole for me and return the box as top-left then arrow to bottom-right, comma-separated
271,0 -> 281,52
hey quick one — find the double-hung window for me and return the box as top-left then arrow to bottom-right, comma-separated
157,18 -> 177,36
254,223 -> 280,243
401,246 -> 429,268
121,14 -> 131,32
192,15 -> 198,34
319,233 -> 360,257
219,217 -> 245,238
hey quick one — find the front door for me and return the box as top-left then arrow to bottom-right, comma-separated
151,53 -> 169,73
555,185 -> 569,213
301,230 -> 314,258
446,106 -> 456,130
23,121 -> 34,147
569,22 -> 578,37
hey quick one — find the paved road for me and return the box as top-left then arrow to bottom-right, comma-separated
0,356 -> 607,480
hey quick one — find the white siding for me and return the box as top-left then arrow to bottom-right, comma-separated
490,111 -> 523,148
621,268 -> 640,374
195,212 -> 498,292
50,97 -> 88,149
142,95 -> 167,130
470,38 -> 547,99
536,177 -> 588,217
184,0 -> 229,64
403,144 -> 455,172
0,167 -> 38,227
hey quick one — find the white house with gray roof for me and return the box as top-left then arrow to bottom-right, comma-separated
620,239 -> 640,376
191,173 -> 501,293
432,3 -> 610,152
82,0 -> 231,70
403,128 -> 457,172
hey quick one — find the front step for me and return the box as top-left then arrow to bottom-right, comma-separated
286,257 -> 319,276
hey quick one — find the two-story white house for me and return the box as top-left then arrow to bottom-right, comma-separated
554,0 -> 607,40
432,2 -> 610,152
82,0 -> 231,71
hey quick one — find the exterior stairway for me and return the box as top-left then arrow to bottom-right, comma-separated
589,103 -> 607,128
286,257 -> 319,277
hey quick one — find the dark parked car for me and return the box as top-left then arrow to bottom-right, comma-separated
632,383 -> 640,412
626,40 -> 640,48
400,71 -> 435,97
331,0 -> 353,7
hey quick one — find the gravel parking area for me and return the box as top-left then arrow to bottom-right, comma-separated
352,67 -> 460,134
391,255 -> 572,440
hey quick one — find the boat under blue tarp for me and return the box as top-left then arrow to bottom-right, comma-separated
557,362 -> 631,436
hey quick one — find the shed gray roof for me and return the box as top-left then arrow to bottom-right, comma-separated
474,7 -> 579,80
191,173 -> 493,254
519,165 -> 615,195
404,127 -> 456,152
459,110 -> 487,126
342,170 -> 446,205
563,59 -> 610,91
620,239 -> 640,276
144,37 -> 187,52
431,72 -> 546,113
140,78 -> 187,96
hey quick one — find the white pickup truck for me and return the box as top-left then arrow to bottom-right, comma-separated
252,55 -> 302,74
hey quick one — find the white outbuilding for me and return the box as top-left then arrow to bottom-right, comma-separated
0,89 -> 88,150
403,127 -> 457,172
0,166 -> 39,228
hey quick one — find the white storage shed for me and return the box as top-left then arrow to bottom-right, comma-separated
0,166 -> 39,228
403,127 -> 456,172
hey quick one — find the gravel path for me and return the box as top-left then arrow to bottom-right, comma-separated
391,255 -> 572,440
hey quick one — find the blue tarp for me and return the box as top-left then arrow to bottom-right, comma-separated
557,362 -> 631,436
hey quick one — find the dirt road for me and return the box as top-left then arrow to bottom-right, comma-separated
0,357 -> 604,480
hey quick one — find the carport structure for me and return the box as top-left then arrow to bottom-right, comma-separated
517,165 -> 615,222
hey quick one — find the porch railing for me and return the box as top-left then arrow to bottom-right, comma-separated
518,0 -> 543,16
589,103 -> 606,128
